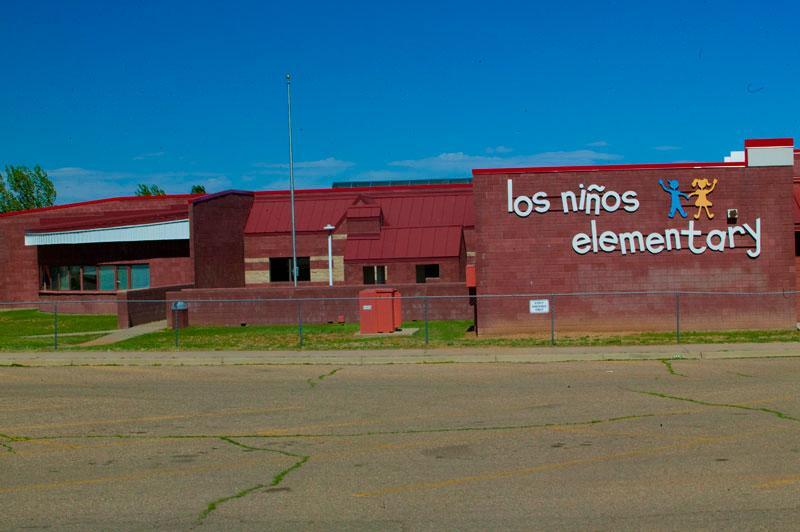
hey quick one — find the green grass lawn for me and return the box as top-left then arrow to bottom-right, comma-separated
93,320 -> 800,351
1,310 -> 799,351
0,309 -> 117,351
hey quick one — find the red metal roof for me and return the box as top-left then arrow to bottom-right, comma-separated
245,196 -> 358,233
347,205 -> 381,218
244,185 -> 474,234
345,226 -> 463,261
0,194 -> 199,219
28,206 -> 189,232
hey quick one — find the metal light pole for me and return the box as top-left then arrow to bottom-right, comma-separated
286,73 -> 299,287
324,224 -> 335,286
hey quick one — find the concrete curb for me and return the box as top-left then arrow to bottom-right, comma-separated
1,342 -> 798,367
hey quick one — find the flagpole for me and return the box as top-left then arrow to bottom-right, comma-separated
286,73 -> 298,287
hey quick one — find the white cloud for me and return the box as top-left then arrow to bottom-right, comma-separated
485,145 -> 513,154
387,149 -> 622,176
653,145 -> 681,151
252,157 -> 354,179
587,140 -> 609,147
132,151 -> 165,161
47,167 -> 232,204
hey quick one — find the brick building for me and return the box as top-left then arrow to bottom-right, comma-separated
472,138 -> 799,334
0,137 -> 798,333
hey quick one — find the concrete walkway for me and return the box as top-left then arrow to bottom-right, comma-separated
1,341 -> 798,367
78,320 -> 168,347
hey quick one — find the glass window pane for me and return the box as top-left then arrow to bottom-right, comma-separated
83,266 -> 97,291
99,266 -> 116,291
376,266 -> 386,284
363,266 -> 375,284
295,257 -> 310,282
68,266 -> 81,291
58,266 -> 69,290
117,266 -> 129,290
131,264 -> 150,289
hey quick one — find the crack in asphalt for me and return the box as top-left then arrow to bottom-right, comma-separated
631,390 -> 800,422
659,359 -> 685,377
306,367 -> 342,388
196,437 -> 309,525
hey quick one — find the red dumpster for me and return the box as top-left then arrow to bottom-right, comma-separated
359,288 -> 397,334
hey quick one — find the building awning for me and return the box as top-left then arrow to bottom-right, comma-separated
25,219 -> 189,246
345,226 -> 463,261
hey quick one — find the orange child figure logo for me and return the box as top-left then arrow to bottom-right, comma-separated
689,178 -> 718,219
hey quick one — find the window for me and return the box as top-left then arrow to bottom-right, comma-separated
363,265 -> 386,285
99,266 -> 116,290
82,266 -> 97,291
40,264 -> 149,291
131,264 -> 150,289
415,264 -> 440,283
115,266 -> 129,290
270,257 -> 310,282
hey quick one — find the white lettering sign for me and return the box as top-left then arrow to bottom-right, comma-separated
506,179 -> 762,259
529,299 -> 550,314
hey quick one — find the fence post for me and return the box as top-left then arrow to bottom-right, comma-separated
53,302 -> 58,351
550,294 -> 556,346
173,308 -> 179,349
423,297 -> 429,345
298,300 -> 304,348
675,292 -> 681,344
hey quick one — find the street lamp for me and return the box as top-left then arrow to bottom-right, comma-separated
324,224 -> 335,286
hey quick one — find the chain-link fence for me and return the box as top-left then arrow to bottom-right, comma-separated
1,290 -> 798,350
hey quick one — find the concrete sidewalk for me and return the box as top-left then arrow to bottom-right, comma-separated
1,341 -> 798,366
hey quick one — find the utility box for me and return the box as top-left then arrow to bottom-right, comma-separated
466,264 -> 476,288
171,301 -> 189,330
359,288 -> 399,334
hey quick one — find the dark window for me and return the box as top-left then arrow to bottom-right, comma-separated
270,257 -> 310,282
416,264 -> 440,283
363,265 -> 386,285
796,232 -> 800,257
82,266 -> 97,290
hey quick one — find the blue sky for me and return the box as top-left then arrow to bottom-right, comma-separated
1,0 -> 798,203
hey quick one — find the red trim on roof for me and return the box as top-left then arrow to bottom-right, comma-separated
253,183 -> 472,197
28,206 -> 189,232
0,194 -> 200,219
472,161 -> 745,176
191,190 -> 254,204
744,138 -> 794,148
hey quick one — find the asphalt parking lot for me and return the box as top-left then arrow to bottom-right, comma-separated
1,358 -> 799,530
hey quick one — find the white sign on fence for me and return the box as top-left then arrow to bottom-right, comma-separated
529,299 -> 550,314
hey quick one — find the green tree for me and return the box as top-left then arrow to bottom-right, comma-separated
135,184 -> 166,196
190,184 -> 206,194
0,165 -> 57,213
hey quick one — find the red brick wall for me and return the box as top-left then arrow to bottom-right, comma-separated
191,192 -> 254,288
117,284 -> 193,328
37,292 -> 118,314
165,283 -> 470,327
0,196 -> 192,303
474,165 -> 797,334
344,257 -> 463,284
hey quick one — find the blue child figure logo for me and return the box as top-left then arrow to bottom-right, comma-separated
658,179 -> 689,219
